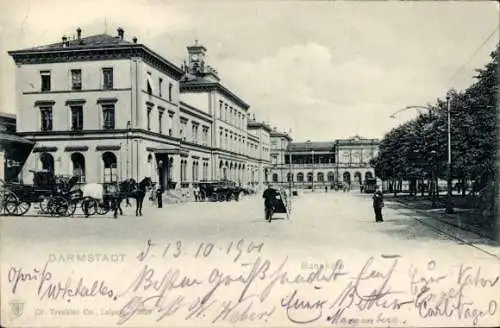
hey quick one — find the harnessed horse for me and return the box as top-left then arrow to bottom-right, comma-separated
114,177 -> 153,217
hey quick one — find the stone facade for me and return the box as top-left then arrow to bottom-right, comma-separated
271,136 -> 379,189
8,28 -> 272,189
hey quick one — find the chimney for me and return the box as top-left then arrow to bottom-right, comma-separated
132,36 -> 138,44
117,27 -> 124,40
77,27 -> 82,40
62,35 -> 68,47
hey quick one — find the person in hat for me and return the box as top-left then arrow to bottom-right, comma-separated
262,183 -> 278,222
372,186 -> 384,222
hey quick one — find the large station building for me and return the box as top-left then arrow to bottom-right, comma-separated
8,27 -> 272,190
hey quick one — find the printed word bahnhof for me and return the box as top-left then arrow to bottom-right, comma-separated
5,27 -> 379,191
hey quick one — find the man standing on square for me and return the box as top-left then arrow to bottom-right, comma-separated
373,186 -> 384,222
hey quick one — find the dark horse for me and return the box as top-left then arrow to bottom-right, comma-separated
112,177 -> 153,218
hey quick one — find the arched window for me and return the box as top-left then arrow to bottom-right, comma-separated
354,172 -> 362,184
287,172 -> 293,182
40,153 -> 54,174
343,172 -> 351,183
307,172 -> 313,182
317,172 -> 324,182
297,172 -> 304,182
71,152 -> 86,183
102,152 -> 117,182
272,173 -> 278,183
365,171 -> 373,180
327,171 -> 335,182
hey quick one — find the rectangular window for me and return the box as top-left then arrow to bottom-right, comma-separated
219,101 -> 223,119
158,110 -> 164,134
102,104 -> 115,129
158,78 -> 163,97
40,106 -> 53,131
192,124 -> 198,143
102,68 -> 113,89
41,71 -> 51,92
147,107 -> 152,131
168,113 -> 173,136
168,83 -> 173,101
224,105 -> 228,121
71,69 -> 82,90
71,105 -> 83,130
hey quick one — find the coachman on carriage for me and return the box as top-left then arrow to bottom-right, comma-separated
263,183 -> 291,222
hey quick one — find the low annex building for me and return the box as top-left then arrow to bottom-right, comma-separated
0,113 -> 34,182
270,135 -> 379,189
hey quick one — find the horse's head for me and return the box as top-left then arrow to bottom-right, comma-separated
140,177 -> 153,189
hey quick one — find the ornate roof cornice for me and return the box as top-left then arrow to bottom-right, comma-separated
180,81 -> 250,110
247,121 -> 272,133
8,45 -> 184,80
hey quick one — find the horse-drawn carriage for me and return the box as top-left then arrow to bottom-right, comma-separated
1,170 -> 153,218
197,180 -> 245,202
0,170 -> 92,216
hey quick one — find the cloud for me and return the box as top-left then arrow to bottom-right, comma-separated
0,1 -> 497,142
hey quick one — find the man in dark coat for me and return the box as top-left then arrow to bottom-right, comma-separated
372,186 -> 384,222
262,183 -> 277,222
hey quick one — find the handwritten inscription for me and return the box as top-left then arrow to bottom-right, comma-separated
412,262 -> 499,325
137,238 -> 264,263
4,240 -> 499,327
7,262 -> 115,302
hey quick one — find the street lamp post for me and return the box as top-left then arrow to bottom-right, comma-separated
430,150 -> 437,207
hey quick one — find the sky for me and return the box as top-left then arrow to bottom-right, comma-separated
0,0 -> 498,141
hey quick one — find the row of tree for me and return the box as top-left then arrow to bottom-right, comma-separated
370,43 -> 498,200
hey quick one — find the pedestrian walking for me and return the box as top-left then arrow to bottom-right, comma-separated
325,186 -> 328,193
156,186 -> 163,208
373,186 -> 384,222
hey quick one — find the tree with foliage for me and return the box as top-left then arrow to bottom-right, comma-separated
371,43 -> 498,207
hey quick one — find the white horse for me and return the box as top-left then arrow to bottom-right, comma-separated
77,183 -> 105,200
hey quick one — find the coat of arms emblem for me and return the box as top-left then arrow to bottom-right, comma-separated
9,299 -> 24,318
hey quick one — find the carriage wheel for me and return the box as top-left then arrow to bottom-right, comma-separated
95,198 -> 110,215
4,192 -> 25,216
15,201 -> 31,216
47,196 -> 69,216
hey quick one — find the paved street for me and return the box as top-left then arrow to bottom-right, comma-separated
2,191 -> 499,327
1,190 -> 498,259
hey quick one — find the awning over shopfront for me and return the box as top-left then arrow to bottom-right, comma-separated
0,133 -> 35,182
